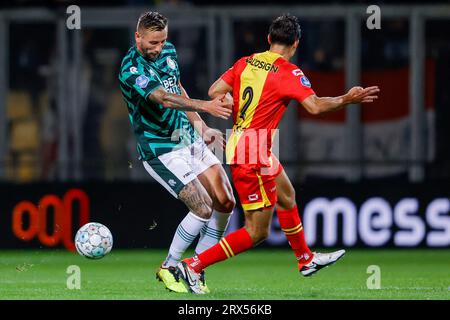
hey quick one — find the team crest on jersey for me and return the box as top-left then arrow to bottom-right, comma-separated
136,75 -> 149,88
300,76 -> 311,88
166,57 -> 176,70
129,66 -> 138,74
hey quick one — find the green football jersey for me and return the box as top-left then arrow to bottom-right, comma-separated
118,42 -> 199,160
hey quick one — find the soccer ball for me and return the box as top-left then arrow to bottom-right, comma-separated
74,222 -> 113,259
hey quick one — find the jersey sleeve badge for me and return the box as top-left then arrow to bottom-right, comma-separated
136,75 -> 150,88
292,68 -> 304,76
300,76 -> 311,88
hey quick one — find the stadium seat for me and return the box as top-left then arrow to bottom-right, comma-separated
10,119 -> 40,152
6,91 -> 42,181
9,117 -> 41,181
7,91 -> 33,120
16,153 -> 39,182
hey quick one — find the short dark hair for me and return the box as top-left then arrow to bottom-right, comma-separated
268,14 -> 301,46
137,11 -> 168,32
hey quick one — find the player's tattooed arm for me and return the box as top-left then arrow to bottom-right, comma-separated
179,179 -> 213,220
179,82 -> 208,135
148,87 -> 231,119
301,86 -> 380,114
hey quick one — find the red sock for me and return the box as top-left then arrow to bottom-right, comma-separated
186,228 -> 253,273
276,205 -> 313,265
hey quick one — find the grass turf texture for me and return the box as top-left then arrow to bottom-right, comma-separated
0,249 -> 449,300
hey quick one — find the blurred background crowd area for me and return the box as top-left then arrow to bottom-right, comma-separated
1,0 -> 450,183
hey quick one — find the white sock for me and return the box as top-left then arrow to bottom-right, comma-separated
194,210 -> 232,254
162,211 -> 209,268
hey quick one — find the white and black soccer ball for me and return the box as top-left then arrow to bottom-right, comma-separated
74,222 -> 113,259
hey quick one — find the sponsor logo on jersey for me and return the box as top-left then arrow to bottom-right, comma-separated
162,76 -> 178,94
130,66 -> 138,74
300,76 -> 311,87
168,179 -> 177,187
246,57 -> 279,73
248,194 -> 259,201
136,75 -> 150,88
167,56 -> 176,70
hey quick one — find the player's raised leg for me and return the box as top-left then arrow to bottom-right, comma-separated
275,169 -> 345,277
177,163 -> 277,293
177,207 -> 273,293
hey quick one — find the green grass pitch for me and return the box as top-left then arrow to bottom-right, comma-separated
0,249 -> 449,300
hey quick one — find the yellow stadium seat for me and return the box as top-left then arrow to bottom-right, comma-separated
17,153 -> 39,182
10,119 -> 40,152
7,91 -> 33,120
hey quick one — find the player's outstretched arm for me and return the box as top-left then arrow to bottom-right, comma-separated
208,78 -> 233,107
180,82 -> 226,149
301,86 -> 380,115
148,87 -> 232,119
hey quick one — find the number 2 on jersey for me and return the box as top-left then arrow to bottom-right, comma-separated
240,86 -> 253,120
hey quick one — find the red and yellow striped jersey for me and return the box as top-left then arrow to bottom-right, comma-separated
221,51 -> 315,167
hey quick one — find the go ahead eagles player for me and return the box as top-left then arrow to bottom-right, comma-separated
176,14 -> 380,294
119,12 -> 236,293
